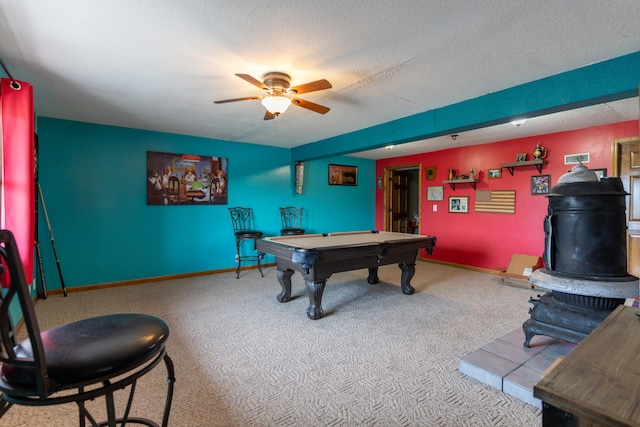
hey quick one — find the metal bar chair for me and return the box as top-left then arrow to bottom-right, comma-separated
279,206 -> 305,236
228,207 -> 264,279
0,229 -> 175,427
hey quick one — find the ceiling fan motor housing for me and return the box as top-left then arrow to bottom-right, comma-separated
263,72 -> 291,95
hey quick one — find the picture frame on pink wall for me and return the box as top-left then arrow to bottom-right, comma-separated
531,174 -> 550,195
448,196 -> 468,213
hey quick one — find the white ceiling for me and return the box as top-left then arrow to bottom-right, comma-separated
0,1 -> 638,160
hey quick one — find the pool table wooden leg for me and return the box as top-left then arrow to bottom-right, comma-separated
399,263 -> 416,295
304,280 -> 326,320
367,267 -> 379,284
276,268 -> 294,303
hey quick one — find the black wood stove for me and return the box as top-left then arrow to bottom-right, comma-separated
523,164 -> 639,348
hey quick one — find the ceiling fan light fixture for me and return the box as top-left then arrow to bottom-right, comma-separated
261,95 -> 292,115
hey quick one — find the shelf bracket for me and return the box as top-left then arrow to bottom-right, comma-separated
500,160 -> 546,176
447,181 -> 477,191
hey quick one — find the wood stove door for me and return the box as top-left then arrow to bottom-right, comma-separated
612,136 -> 640,277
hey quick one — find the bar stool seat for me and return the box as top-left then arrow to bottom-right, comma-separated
280,228 -> 305,235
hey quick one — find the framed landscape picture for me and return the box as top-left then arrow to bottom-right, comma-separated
448,196 -> 468,213
488,168 -> 501,179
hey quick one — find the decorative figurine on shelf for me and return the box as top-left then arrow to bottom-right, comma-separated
532,143 -> 547,159
448,169 -> 456,180
469,168 -> 475,180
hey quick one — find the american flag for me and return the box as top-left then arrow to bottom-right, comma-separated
475,190 -> 516,214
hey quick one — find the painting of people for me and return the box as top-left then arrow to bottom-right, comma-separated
147,151 -> 228,205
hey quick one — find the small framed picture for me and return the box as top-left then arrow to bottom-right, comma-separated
328,164 -> 358,186
516,153 -> 528,162
448,196 -> 469,213
424,166 -> 437,180
531,174 -> 550,195
488,168 -> 502,179
590,168 -> 607,180
427,185 -> 444,201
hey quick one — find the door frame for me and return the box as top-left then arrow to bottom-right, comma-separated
611,135 -> 640,275
611,136 -> 640,177
383,164 -> 421,232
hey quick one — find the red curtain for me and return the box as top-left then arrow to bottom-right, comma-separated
0,78 -> 35,284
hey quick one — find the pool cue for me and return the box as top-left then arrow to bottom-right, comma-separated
33,131 -> 47,299
34,239 -> 47,299
38,184 -> 67,297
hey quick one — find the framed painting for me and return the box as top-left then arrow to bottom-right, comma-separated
590,168 -> 607,180
329,164 -> 358,186
531,174 -> 550,195
488,168 -> 502,179
147,151 -> 228,205
448,196 -> 469,213
427,185 -> 444,201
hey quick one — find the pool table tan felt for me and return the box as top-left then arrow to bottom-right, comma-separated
256,230 -> 436,319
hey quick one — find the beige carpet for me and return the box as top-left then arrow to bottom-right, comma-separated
3,261 -> 542,426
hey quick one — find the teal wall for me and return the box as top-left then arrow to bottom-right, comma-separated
292,51 -> 640,161
36,118 -> 374,290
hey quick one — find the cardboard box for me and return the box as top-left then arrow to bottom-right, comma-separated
505,254 -> 543,277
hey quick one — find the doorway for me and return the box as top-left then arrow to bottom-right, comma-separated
384,165 -> 420,233
612,136 -> 640,277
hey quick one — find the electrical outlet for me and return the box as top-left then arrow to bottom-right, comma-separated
433,205 -> 437,212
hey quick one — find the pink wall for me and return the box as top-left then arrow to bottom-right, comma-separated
376,120 -> 639,271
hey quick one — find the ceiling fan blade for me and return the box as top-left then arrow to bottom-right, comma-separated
214,96 -> 262,104
291,98 -> 330,114
264,111 -> 276,121
289,79 -> 332,95
236,74 -> 266,90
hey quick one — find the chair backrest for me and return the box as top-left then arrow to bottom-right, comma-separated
0,230 -> 50,399
228,207 -> 254,232
280,206 -> 303,229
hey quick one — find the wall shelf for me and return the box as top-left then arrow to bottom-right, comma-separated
500,159 -> 547,175
443,178 -> 479,190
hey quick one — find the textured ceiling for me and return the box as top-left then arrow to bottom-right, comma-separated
0,0 -> 638,159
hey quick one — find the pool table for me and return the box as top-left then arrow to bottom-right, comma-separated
255,231 -> 436,319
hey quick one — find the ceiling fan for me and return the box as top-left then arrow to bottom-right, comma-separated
214,72 -> 332,120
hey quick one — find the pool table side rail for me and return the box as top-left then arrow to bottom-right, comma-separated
262,231 -> 436,251
256,235 -> 436,260
256,235 -> 435,264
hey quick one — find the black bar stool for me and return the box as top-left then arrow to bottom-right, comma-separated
228,207 -> 264,278
279,206 -> 305,236
0,230 -> 175,427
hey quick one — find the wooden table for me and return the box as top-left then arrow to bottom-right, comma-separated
534,305 -> 640,426
255,231 -> 435,319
